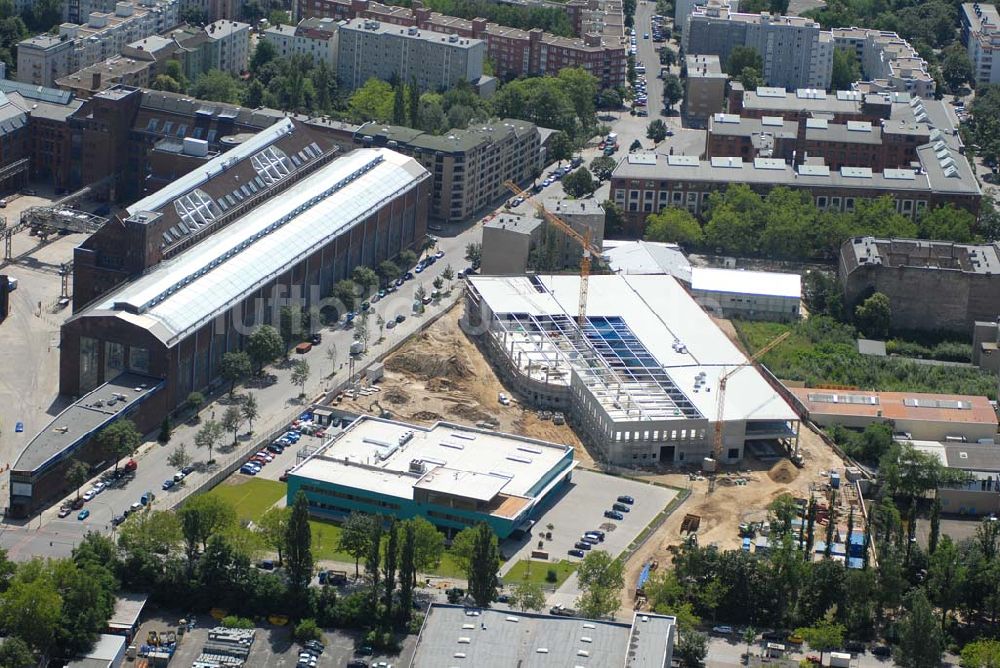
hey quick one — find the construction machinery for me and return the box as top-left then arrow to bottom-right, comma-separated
711,331 -> 792,464
504,180 -> 603,326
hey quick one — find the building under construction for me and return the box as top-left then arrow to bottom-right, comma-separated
463,274 -> 800,466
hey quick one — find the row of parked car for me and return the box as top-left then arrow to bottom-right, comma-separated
567,494 -> 634,555
567,494 -> 635,557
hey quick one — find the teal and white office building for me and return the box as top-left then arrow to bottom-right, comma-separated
286,416 -> 576,538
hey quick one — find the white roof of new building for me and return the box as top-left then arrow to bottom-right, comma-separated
290,417 -> 574,507
77,148 -> 428,345
471,274 -> 797,424
603,239 -> 692,281
691,267 -> 802,298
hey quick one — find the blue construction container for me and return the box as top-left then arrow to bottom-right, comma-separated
832,542 -> 847,557
742,537 -> 752,552
849,531 -> 866,558
847,557 -> 864,569
830,472 -> 841,489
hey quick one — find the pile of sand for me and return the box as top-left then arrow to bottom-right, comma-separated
768,460 -> 800,485
448,403 -> 494,423
386,350 -> 470,380
410,410 -> 443,422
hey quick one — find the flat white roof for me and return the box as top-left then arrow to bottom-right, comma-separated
691,267 -> 802,298
80,148 -> 427,344
471,274 -> 797,424
602,239 -> 692,281
291,417 -> 573,503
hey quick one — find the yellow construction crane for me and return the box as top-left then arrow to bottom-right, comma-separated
504,180 -> 603,326
712,330 -> 792,463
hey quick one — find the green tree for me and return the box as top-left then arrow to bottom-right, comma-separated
251,38 -> 277,72
896,589 -> 944,668
65,460 -> 89,500
961,639 -> 1000,668
590,156 -> 617,181
738,67 -> 763,90
157,416 -> 172,444
186,391 -> 205,414
398,520 -> 417,623
929,493 -> 941,554
382,519 -> 399,622
598,87 -> 623,109
767,493 -> 799,536
246,325 -> 284,372
220,351 -> 252,397
562,167 -> 597,197
794,611 -> 845,664
449,525 -> 478,573
575,550 -> 625,619
191,69 -> 243,104
222,404 -> 242,445
332,279 -> 357,312
603,199 -> 626,236
831,47 -> 860,90
352,266 -> 378,296
465,242 -> 482,266
645,207 -> 703,245
404,516 -> 445,576
441,264 -> 455,288
726,46 -> 762,76
241,392 -> 259,434
662,73 -> 683,111
629,138 -> 643,152
917,203 -> 976,242
178,493 -> 237,558
646,119 -> 668,142
942,43 -> 974,93
408,78 -> 420,128
291,360 -> 311,397
927,535 -> 966,630
96,419 -> 141,474
675,631 -> 708,668
285,490 -> 314,596
279,305 -> 312,351
151,74 -> 183,92
506,581 -> 544,611
854,292 -> 891,339
377,260 -> 401,287
348,78 -> 394,123
258,506 -> 291,565
0,568 -> 61,651
338,512 -> 376,578
467,522 -> 500,607
167,443 -> 192,471
0,636 -> 35,667
194,419 -> 223,464
399,248 -> 418,268
392,83 -> 406,125
548,131 -> 574,163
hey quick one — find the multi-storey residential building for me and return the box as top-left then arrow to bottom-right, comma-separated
298,0 -> 627,89
730,85 -> 886,122
683,54 -> 728,127
832,28 -> 935,98
203,20 -> 249,75
683,5 -> 833,90
962,3 -> 1000,86
16,0 -> 181,86
356,118 -> 543,221
337,18 -> 489,93
66,0 -> 179,26
261,17 -> 340,67
56,55 -> 152,97
178,0 -> 238,22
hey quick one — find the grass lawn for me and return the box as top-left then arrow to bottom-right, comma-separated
504,559 -> 577,587
308,518 -> 468,578
205,478 -> 286,521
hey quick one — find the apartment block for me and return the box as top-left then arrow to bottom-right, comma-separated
337,18 -> 488,93
202,20 -> 250,75
177,0 -> 239,22
683,54 -> 727,127
832,28 -> 935,98
962,3 -> 1000,86
683,6 -> 833,90
261,17 -> 340,68
357,118 -> 543,222
298,0 -> 627,89
16,0 -> 181,87
67,0 -> 179,26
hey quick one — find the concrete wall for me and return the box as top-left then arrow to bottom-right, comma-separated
939,488 -> 1000,516
481,223 -> 537,275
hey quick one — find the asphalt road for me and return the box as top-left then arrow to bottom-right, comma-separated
0,219 -> 483,559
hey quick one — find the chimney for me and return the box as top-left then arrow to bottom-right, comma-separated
92,71 -> 101,90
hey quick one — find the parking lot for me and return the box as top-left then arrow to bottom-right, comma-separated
135,610 -> 416,668
501,469 -> 677,573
